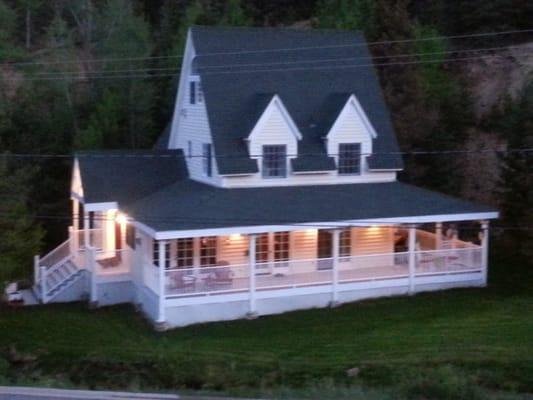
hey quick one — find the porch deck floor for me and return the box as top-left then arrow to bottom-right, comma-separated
165,259 -> 479,298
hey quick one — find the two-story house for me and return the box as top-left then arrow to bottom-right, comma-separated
34,26 -> 498,330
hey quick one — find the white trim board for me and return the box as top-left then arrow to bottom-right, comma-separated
152,211 -> 498,240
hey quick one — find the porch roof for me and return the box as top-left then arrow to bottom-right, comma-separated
123,180 -> 498,234
76,149 -> 187,204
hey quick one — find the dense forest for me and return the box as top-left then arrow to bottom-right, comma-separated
0,0 -> 531,282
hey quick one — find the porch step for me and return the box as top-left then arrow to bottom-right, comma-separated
34,259 -> 81,302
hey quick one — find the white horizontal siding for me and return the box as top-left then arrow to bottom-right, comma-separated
169,33 -> 221,186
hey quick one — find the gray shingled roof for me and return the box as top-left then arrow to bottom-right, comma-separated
76,150 -> 187,204
124,180 -> 496,232
190,26 -> 404,175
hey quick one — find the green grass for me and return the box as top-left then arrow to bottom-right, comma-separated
0,256 -> 532,398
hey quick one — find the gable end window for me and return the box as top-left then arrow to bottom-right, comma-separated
189,81 -> 203,105
262,145 -> 287,178
189,81 -> 196,104
202,143 -> 212,177
338,143 -> 362,175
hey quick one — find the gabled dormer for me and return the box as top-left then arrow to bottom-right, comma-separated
325,94 -> 377,177
246,95 -> 302,179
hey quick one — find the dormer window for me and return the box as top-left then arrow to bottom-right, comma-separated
338,143 -> 362,175
262,145 -> 287,178
189,80 -> 203,105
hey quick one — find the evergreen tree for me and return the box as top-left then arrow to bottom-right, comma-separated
316,0 -> 375,34
0,155 -> 44,284
220,0 -> 251,26
0,0 -> 22,60
497,85 -> 533,260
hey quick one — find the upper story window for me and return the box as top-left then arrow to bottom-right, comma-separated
262,145 -> 287,178
202,143 -> 212,177
189,80 -> 203,105
338,143 -> 362,175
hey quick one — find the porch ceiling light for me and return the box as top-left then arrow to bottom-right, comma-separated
115,213 -> 128,225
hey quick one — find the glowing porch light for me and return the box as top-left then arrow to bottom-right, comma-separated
115,212 -> 128,225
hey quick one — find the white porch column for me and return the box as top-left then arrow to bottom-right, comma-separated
83,210 -> 90,249
247,234 -> 257,317
72,199 -> 80,230
408,225 -> 416,295
156,240 -> 167,328
435,222 -> 442,250
88,247 -> 98,307
40,266 -> 47,303
481,221 -> 489,286
331,229 -> 341,306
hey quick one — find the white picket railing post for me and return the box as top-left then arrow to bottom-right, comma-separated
34,255 -> 40,285
40,265 -> 47,303
408,225 -> 416,295
84,211 -> 90,249
156,240 -> 167,329
331,229 -> 340,306
435,222 -> 442,250
481,221 -> 489,286
247,234 -> 257,317
88,247 -> 98,307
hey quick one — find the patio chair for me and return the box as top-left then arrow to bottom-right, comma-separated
205,266 -> 234,287
169,271 -> 196,290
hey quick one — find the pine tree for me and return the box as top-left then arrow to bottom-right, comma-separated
0,155 -> 44,284
497,85 -> 533,260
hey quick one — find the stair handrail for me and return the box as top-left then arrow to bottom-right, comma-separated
43,258 -> 77,297
39,239 -> 71,270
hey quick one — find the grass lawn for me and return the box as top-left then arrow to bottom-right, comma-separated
0,256 -> 532,399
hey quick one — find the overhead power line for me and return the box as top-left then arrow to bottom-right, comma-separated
22,44 -> 528,77
1,148 -> 532,159
2,27 -> 532,68
3,51 -> 531,81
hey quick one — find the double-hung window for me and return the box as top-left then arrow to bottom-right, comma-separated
202,143 -> 212,177
262,145 -> 287,178
199,236 -> 217,267
153,240 -> 170,268
338,143 -> 362,175
176,238 -> 194,269
339,229 -> 351,260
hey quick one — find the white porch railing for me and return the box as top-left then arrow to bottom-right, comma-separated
415,247 -> 482,275
76,228 -> 104,250
157,247 -> 482,299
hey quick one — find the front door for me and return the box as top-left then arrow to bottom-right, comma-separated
115,221 -> 122,250
317,230 -> 333,270
255,232 -> 289,274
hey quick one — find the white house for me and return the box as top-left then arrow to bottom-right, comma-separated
34,26 -> 498,330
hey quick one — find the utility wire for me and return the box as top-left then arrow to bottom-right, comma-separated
21,44 -> 527,76
3,51 -> 531,81
1,148 -> 531,159
3,27 -> 533,68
